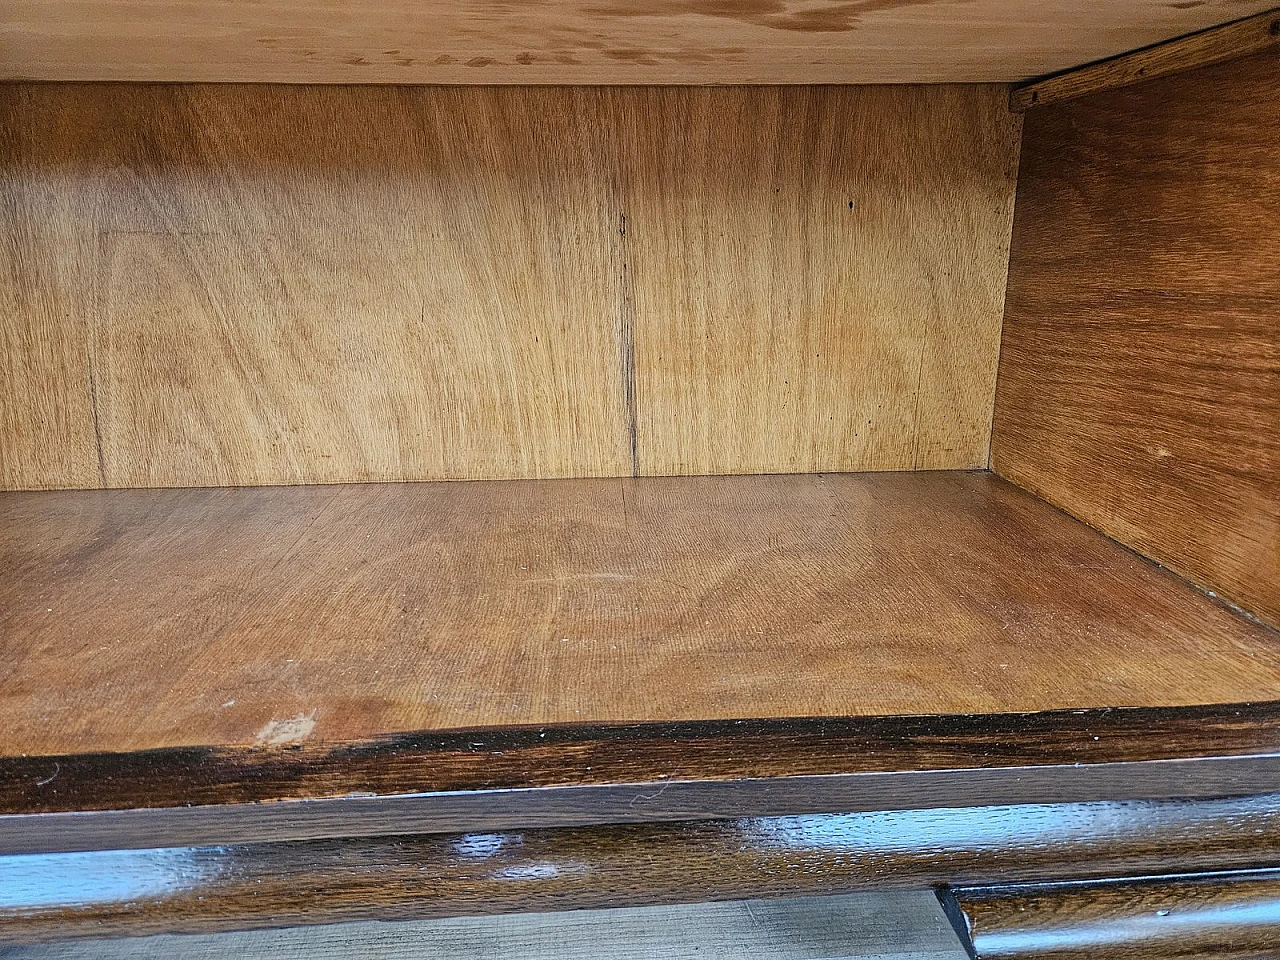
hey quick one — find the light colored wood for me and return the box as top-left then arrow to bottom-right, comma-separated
3,471 -> 1280,758
0,0 -> 1274,84
0,84 -> 1019,490
3,86 -> 632,489
992,51 -> 1280,628
623,86 -> 1019,475
0,891 -> 968,959
1011,7 -> 1280,111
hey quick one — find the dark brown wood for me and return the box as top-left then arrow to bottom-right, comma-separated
8,704 -> 1280,853
992,49 -> 1280,628
1010,8 -> 1280,111
953,870 -> 1280,959
9,794 -> 1280,945
4,471 -> 1280,760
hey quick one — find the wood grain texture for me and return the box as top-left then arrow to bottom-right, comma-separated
1011,7 -> 1280,110
4,472 -> 1280,760
0,0 -> 1273,84
954,871 -> 1280,960
622,86 -> 1019,474
0,891 -> 969,957
8,703 -> 1280,850
2,85 -> 631,488
991,50 -> 1280,628
0,84 -> 1019,489
8,794 -> 1280,943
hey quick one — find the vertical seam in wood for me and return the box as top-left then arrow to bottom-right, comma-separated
986,98 -> 1026,472
87,363 -> 106,487
87,230 -> 107,487
618,210 -> 639,478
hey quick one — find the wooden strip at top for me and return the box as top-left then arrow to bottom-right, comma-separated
5,472 -> 1280,762
1010,8 -> 1280,111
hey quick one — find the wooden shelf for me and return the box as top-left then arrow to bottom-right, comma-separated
1,1 -> 1271,84
3,470 -> 1280,850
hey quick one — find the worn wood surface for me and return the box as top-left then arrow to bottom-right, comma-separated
0,891 -> 968,957
991,50 -> 1280,628
4,472 -> 1280,762
1011,8 -> 1280,110
9,704 -> 1280,852
1,0 -> 1271,84
954,871 -> 1280,960
0,84 -> 1018,490
7,794 -> 1280,943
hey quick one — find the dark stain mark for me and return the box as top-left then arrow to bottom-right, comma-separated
256,37 -> 281,45
583,0 -> 955,34
605,47 -> 744,63
383,49 -> 402,55
1166,0 -> 1206,7
434,54 -> 459,65
467,56 -> 497,67
343,56 -> 371,66
396,58 -> 418,67
516,52 -> 536,64
607,48 -> 660,65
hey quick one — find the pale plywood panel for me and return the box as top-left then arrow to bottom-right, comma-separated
0,0 -> 1274,84
623,85 -> 1020,475
1,85 -> 1018,488
0,229 -> 101,491
4,86 -> 632,488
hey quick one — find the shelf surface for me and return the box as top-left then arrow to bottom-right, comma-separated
3,470 -> 1279,761
1,1 -> 1271,84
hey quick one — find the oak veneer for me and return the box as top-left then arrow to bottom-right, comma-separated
0,84 -> 1018,489
0,1 -> 1270,85
992,49 -> 1280,628
4,471 -> 1280,761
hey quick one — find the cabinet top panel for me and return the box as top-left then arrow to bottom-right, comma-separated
1,0 -> 1272,84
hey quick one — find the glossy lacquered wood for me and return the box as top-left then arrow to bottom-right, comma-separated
8,795 -> 1280,944
4,472 -> 1280,761
993,49 -> 1280,628
953,871 -> 1280,959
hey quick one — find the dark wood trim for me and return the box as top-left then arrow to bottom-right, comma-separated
951,870 -> 1280,959
1010,8 -> 1280,111
5,703 -> 1280,852
8,795 -> 1280,944
8,753 -> 1280,855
